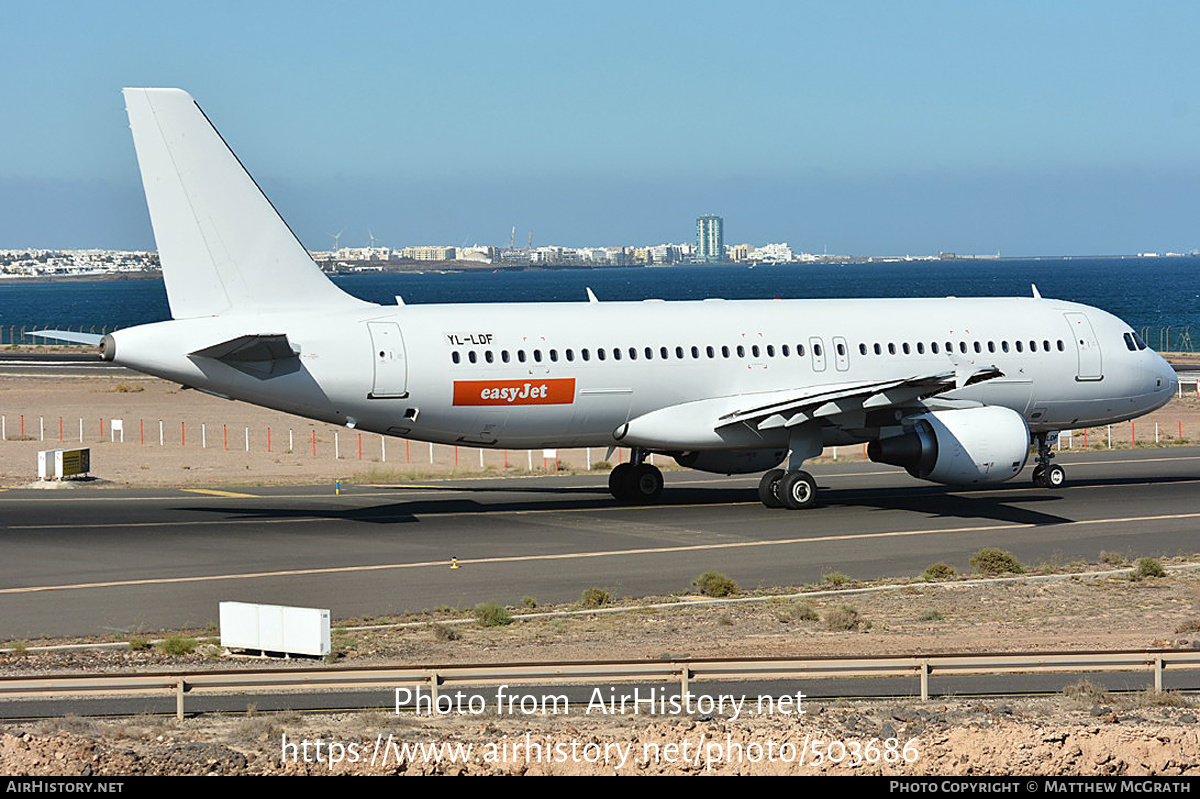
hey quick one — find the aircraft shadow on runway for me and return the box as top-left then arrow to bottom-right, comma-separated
171,472 -> 1196,528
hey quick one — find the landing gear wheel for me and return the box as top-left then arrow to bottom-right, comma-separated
608,463 -> 634,500
780,470 -> 818,510
628,463 -> 664,502
1044,463 -> 1065,488
758,469 -> 785,508
1031,465 -> 1046,487
608,462 -> 663,503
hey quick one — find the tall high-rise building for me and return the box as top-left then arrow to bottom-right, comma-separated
696,214 -> 724,263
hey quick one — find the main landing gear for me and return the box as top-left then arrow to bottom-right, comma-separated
1031,431 -> 1066,488
608,448 -> 664,503
759,424 -> 823,510
758,469 -> 818,510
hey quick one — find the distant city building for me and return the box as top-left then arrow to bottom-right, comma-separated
400,246 -> 456,261
696,215 -> 724,263
752,242 -> 795,263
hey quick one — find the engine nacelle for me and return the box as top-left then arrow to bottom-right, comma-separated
675,448 -> 787,475
868,406 -> 1030,486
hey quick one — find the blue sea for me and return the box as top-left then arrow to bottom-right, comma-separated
1,257 -> 1197,348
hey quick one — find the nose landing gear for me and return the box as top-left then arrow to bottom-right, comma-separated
1032,431 -> 1066,488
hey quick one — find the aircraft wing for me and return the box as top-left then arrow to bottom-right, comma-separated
717,365 -> 1004,432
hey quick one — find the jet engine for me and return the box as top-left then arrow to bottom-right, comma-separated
867,406 -> 1029,486
675,448 -> 787,475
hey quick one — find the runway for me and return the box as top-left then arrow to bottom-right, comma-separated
2,446 -> 1199,639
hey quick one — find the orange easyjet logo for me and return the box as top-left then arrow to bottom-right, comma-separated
453,378 -> 576,406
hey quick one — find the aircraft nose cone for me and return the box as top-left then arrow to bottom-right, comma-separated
1162,358 -> 1180,395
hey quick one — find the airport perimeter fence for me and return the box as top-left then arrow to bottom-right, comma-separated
2,325 -> 1199,352
2,408 -> 1198,476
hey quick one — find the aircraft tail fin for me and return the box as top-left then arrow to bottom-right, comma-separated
123,88 -> 367,319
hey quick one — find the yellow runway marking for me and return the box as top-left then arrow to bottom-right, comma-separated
180,488 -> 258,498
6,510 -> 1200,596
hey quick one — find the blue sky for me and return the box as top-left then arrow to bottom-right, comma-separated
1,1 -> 1198,256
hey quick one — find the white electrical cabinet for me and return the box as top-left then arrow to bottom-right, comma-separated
219,601 -> 331,657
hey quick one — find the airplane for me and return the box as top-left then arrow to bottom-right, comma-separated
38,89 -> 1179,510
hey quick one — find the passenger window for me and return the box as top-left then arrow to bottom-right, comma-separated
485,350 -> 494,363
782,345 -> 790,357
737,345 -> 745,358
613,348 -> 621,361
596,349 -> 605,361
549,349 -> 558,362
502,350 -> 511,362
582,348 -> 590,361
1057,340 -> 1065,351
565,349 -> 574,362
706,346 -> 714,358
902,343 -> 910,355
931,342 -> 939,354
987,341 -> 995,353
858,343 -> 867,355
451,351 -> 460,364
768,345 -> 776,357
888,343 -> 896,355
916,342 -> 924,354
676,346 -> 685,359
533,349 -> 543,362
628,347 -> 637,360
518,350 -> 527,362
468,351 -> 477,363
798,344 -> 806,357
752,345 -> 761,358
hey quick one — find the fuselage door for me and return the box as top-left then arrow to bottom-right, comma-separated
1064,312 -> 1103,382
367,321 -> 408,398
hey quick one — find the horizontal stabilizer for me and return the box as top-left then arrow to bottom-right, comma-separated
28,330 -> 104,346
190,334 -> 298,362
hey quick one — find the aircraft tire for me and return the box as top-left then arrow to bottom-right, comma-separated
1045,463 -> 1065,488
629,463 -> 664,503
758,469 -> 785,508
1031,465 -> 1046,487
780,470 -> 818,510
608,463 -> 634,500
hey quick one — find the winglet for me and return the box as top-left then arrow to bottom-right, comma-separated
586,287 -> 599,303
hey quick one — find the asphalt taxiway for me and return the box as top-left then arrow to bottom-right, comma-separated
2,447 -> 1199,640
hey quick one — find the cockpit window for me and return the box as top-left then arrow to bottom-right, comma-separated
1123,332 -> 1137,351
1132,331 -> 1148,350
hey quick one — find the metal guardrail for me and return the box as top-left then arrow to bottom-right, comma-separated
3,650 -> 1199,719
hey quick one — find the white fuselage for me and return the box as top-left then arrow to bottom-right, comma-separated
108,294 -> 1177,452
